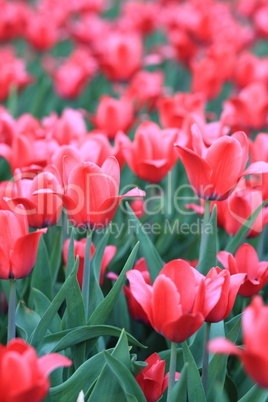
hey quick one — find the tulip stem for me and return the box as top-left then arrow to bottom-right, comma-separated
82,230 -> 93,321
200,200 -> 211,253
7,279 -> 16,343
167,342 -> 177,401
202,321 -> 211,395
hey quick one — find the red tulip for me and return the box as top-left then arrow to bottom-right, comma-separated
254,6 -> 268,38
124,258 -> 151,325
120,121 -> 180,183
223,82 -> 268,130
218,244 -> 268,297
79,132 -> 124,169
186,179 -> 268,237
126,260 -> 207,343
91,96 -> 134,139
0,47 -> 32,102
6,170 -> 62,228
204,267 -> 245,323
45,48 -> 97,99
158,92 -> 205,130
0,206 -> 46,279
25,12 -> 59,51
209,296 -> 268,388
98,31 -> 142,81
42,108 -> 87,147
129,199 -> 145,219
0,338 -> 72,402
136,353 -> 180,402
58,156 -> 145,229
63,238 -> 116,287
175,131 -> 249,200
126,70 -> 163,110
122,2 -> 159,35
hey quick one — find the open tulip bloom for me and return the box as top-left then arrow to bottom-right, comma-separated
0,206 -> 47,280
0,338 -> 72,402
209,296 -> 268,389
3,0 -> 268,399
38,156 -> 145,229
126,259 -> 244,343
175,130 -> 249,200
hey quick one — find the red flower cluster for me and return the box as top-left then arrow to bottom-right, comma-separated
0,338 -> 71,402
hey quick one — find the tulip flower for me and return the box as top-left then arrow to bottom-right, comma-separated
126,259 -> 207,343
45,48 -> 97,99
0,206 -> 46,280
42,108 -> 87,147
158,92 -> 205,129
126,70 -> 163,110
91,96 -> 134,139
124,258 -> 151,325
217,244 -> 268,297
6,170 -> 62,228
57,156 -> 145,229
0,338 -> 72,402
98,31 -> 142,81
79,132 -> 124,168
63,238 -> 116,287
136,353 -> 180,402
25,12 -> 59,51
175,131 -> 249,200
223,82 -> 268,130
0,47 -> 32,102
209,296 -> 268,388
187,178 -> 268,237
203,267 -> 245,323
120,121 -> 180,183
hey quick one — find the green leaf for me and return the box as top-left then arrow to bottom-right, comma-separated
50,348 -> 109,401
87,330 -> 131,401
40,325 -> 145,354
64,254 -> 86,369
197,204 -> 217,275
66,228 -> 75,277
125,202 -> 163,282
16,300 -> 40,341
238,385 -> 268,402
169,363 -> 188,402
32,288 -> 61,333
182,341 -> 206,402
49,227 -> 62,285
31,236 -> 52,300
88,242 -> 139,326
225,201 -> 268,254
207,315 -> 242,402
0,158 -> 12,181
30,261 -> 78,348
103,351 -> 147,402
88,229 -> 110,317
65,256 -> 85,329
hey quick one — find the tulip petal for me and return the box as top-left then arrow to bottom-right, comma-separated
162,313 -> 204,343
235,243 -> 259,279
38,353 -> 72,377
126,270 -> 153,320
0,246 -> 11,279
10,230 -> 47,279
151,275 -> 182,334
243,161 -> 268,176
160,259 -> 198,313
101,156 -> 120,196
208,338 -> 242,356
206,136 -> 244,199
175,145 -> 211,198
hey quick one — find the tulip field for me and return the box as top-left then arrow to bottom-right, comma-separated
2,0 -> 268,401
